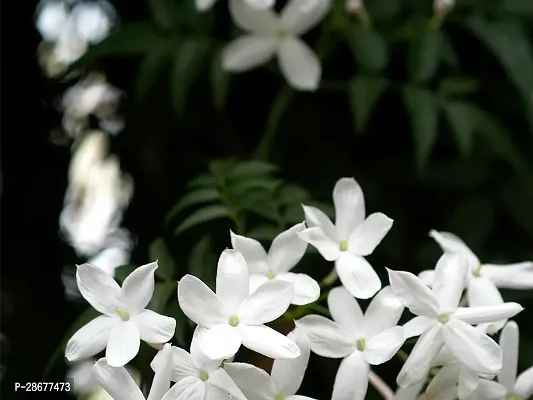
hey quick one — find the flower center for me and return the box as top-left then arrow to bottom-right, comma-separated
506,395 -> 523,400
276,394 -> 286,400
114,309 -> 130,321
200,371 -> 209,382
356,338 -> 366,351
230,315 -> 239,327
339,240 -> 348,252
276,29 -> 288,39
439,314 -> 449,324
266,270 -> 275,279
473,264 -> 483,277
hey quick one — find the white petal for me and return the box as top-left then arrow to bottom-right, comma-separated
228,0 -> 279,33
76,263 -> 122,316
36,2 -> 70,41
429,230 -> 480,270
244,0 -> 275,10
160,376 -> 206,400
209,368 -> 247,400
199,324 -> 242,361
394,381 -> 425,400
287,396 -> 316,400
190,326 -> 222,372
267,222 -> 307,273
92,358 -> 144,400
216,249 -> 250,314
362,286 -> 404,337
331,351 -> 369,400
240,324 -> 300,359
249,274 -> 270,294
482,262 -> 533,289
278,37 -> 321,91
66,316 -> 115,362
364,326 -> 405,365
223,35 -> 277,72
133,309 -> 176,344
397,323 -> 443,388
332,178 -> 365,240
442,318 -> 502,374
453,303 -> 523,325
121,262 -> 158,314
514,366 -> 533,399
178,275 -> 227,327
224,362 -> 277,400
467,276 -> 506,333
298,227 -> 339,261
418,269 -> 435,286
196,0 -> 217,12
230,230 -> 269,274
336,253 -> 381,299
347,213 -> 394,257
152,345 -> 197,382
67,361 -> 96,395
458,366 -> 480,399
498,321 -> 518,391
403,316 -> 433,339
280,0 -> 331,35
205,381 -> 235,400
105,320 -> 140,367
327,286 -> 363,333
432,252 -> 469,312
472,379 -> 507,400
302,204 -> 337,241
147,344 -> 172,400
425,365 -> 459,398
276,272 -> 320,305
295,315 -> 354,358
387,268 -> 439,318
238,279 -> 293,324
71,2 -> 114,44
271,328 -> 311,396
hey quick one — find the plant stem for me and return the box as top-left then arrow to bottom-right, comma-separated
320,267 -> 338,288
368,370 -> 394,400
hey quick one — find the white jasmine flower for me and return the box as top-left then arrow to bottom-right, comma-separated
298,177 -> 393,299
420,230 -> 533,333
150,329 -> 246,400
230,223 -> 319,305
222,0 -> 331,91
197,0 -> 275,12
36,1 -> 70,42
388,253 -> 524,388
177,249 -> 300,361
296,286 -> 405,400
92,344 -> 173,400
66,262 -> 176,367
225,328 -> 315,400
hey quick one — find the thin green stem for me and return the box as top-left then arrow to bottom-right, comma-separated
320,267 -> 338,288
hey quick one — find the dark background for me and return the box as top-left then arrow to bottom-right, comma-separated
2,0 -> 533,399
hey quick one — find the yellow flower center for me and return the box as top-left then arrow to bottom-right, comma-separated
230,315 -> 239,327
356,338 -> 366,351
339,240 -> 348,251
200,371 -> 209,382
473,264 -> 483,277
276,29 -> 288,39
506,395 -> 522,400
266,270 -> 275,279
114,309 -> 130,321
276,394 -> 286,400
440,314 -> 449,324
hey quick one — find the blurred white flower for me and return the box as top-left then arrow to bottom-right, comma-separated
231,223 -> 320,305
67,359 -> 97,395
420,230 -> 533,333
178,249 -> 300,361
434,0 -> 454,14
299,177 -> 393,299
296,286 -> 405,400
388,253 -> 524,388
196,0 -> 275,12
66,263 -> 176,367
86,229 -> 133,276
61,73 -> 123,138
223,0 -> 331,91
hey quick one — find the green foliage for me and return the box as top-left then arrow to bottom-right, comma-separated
349,75 -> 389,132
148,238 -> 176,280
408,28 -> 443,83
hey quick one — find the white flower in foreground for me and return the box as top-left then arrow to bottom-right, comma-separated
420,230 -> 533,333
388,252 -> 524,388
92,344 -> 172,400
150,329 -> 246,400
223,0 -> 331,91
66,262 -> 176,367
298,177 -> 393,299
231,223 -> 319,305
296,286 -> 405,400
225,328 -> 315,400
178,249 -> 300,360
196,0 -> 275,12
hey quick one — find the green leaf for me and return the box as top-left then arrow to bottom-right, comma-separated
438,77 -> 478,96
174,205 -> 230,235
440,33 -> 460,69
209,159 -> 236,183
148,238 -> 175,280
349,75 -> 389,132
210,49 -> 231,112
409,28 -> 443,82
277,184 -> 310,205
148,281 -> 176,313
188,235 -> 216,287
170,39 -> 211,117
246,225 -> 282,241
147,0 -> 177,29
228,179 -> 281,200
403,87 -> 439,171
442,101 -> 476,157
165,188 -> 220,223
164,299 -> 190,347
188,174 -> 217,189
347,26 -> 388,72
227,161 -> 278,180
114,264 -> 137,282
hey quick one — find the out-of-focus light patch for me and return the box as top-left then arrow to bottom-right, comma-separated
434,0 -> 454,13
66,359 -> 96,396
346,0 -> 364,13
35,1 -> 70,41
61,74 -> 123,138
70,1 -> 116,44
86,229 -> 133,276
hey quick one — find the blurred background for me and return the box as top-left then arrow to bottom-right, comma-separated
1,0 -> 532,399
